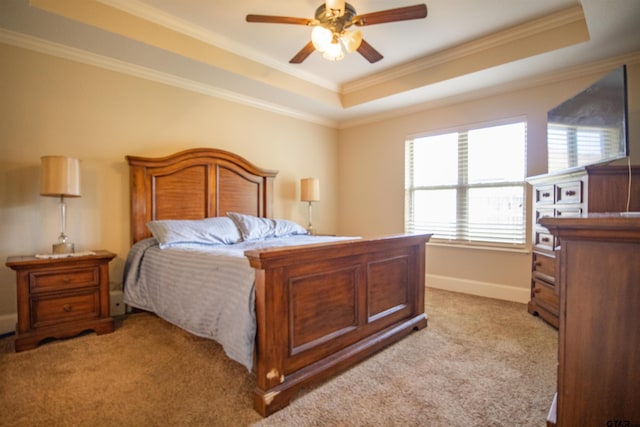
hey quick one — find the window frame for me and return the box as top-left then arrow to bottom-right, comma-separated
405,118 -> 528,249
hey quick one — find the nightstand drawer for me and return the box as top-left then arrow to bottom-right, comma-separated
31,290 -> 100,328
29,266 -> 100,293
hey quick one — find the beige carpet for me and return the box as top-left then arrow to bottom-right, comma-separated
0,288 -> 557,426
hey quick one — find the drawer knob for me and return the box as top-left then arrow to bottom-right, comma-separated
565,190 -> 576,196
542,192 -> 551,198
533,288 -> 541,294
541,237 -> 550,243
63,304 -> 73,312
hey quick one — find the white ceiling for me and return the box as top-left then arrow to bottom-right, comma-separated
2,0 -> 640,127
133,0 -> 580,85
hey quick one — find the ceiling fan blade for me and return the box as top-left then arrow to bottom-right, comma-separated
357,39 -> 383,63
289,41 -> 316,64
353,4 -> 427,26
246,14 -> 313,25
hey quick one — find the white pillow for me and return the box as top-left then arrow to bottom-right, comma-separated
146,217 -> 242,249
227,212 -> 308,241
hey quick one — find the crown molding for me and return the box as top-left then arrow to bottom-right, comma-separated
342,4 -> 587,95
338,51 -> 640,130
0,28 -> 336,128
96,0 -> 339,92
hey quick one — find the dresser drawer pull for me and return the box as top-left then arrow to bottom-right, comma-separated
541,192 -> 551,198
541,236 -> 551,243
63,304 -> 73,312
564,190 -> 577,196
533,288 -> 541,294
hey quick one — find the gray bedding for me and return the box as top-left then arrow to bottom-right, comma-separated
122,235 -> 352,371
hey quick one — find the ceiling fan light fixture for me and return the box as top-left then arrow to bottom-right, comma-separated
247,2 -> 428,64
311,25 -> 332,52
322,41 -> 344,61
341,30 -> 362,53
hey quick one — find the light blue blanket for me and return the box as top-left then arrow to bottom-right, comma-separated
123,235 -> 353,371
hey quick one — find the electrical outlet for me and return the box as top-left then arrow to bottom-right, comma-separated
109,290 -> 125,316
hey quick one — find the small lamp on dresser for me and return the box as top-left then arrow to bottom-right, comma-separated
300,177 -> 320,235
40,155 -> 81,254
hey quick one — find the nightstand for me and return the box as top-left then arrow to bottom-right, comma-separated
5,250 -> 116,352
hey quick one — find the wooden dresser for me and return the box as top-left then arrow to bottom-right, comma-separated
5,250 -> 116,352
540,215 -> 640,426
527,165 -> 640,327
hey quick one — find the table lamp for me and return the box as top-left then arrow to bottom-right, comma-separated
300,177 -> 320,235
40,156 -> 81,254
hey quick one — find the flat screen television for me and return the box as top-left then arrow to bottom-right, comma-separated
547,65 -> 628,173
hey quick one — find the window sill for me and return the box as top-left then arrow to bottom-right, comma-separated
426,240 -> 530,254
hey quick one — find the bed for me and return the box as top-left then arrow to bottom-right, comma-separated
123,147 -> 431,416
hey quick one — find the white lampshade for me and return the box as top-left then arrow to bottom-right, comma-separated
311,26 -> 332,52
342,30 -> 363,53
300,178 -> 320,202
40,156 -> 81,197
322,41 -> 344,61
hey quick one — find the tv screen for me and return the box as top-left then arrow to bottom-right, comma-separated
547,65 -> 628,173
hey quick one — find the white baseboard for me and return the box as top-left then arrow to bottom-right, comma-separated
0,313 -> 17,336
426,274 -> 530,304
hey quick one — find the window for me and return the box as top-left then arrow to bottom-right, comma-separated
405,121 -> 527,246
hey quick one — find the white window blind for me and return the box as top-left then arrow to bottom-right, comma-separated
405,121 -> 527,246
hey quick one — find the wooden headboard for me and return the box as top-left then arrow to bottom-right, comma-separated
126,148 -> 278,243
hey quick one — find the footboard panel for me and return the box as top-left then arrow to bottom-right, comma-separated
245,233 -> 431,416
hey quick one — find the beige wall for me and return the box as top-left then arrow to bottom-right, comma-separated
0,43 -> 338,332
338,61 -> 640,302
2,39 -> 638,333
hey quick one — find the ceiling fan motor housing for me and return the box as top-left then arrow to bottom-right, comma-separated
314,2 -> 357,33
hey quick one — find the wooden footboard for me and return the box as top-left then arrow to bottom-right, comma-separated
245,233 -> 431,416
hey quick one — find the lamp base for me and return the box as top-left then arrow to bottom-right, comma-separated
52,242 -> 75,254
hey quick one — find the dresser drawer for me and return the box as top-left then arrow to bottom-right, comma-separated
533,252 -> 555,284
531,279 -> 559,316
535,208 -> 555,224
29,266 -> 100,294
555,207 -> 582,218
556,180 -> 582,204
31,290 -> 100,328
535,184 -> 555,205
534,229 -> 555,252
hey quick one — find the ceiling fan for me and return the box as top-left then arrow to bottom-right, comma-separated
246,1 -> 428,63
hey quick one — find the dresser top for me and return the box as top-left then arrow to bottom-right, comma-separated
540,214 -> 640,241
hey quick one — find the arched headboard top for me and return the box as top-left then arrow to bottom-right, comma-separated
126,148 -> 278,244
